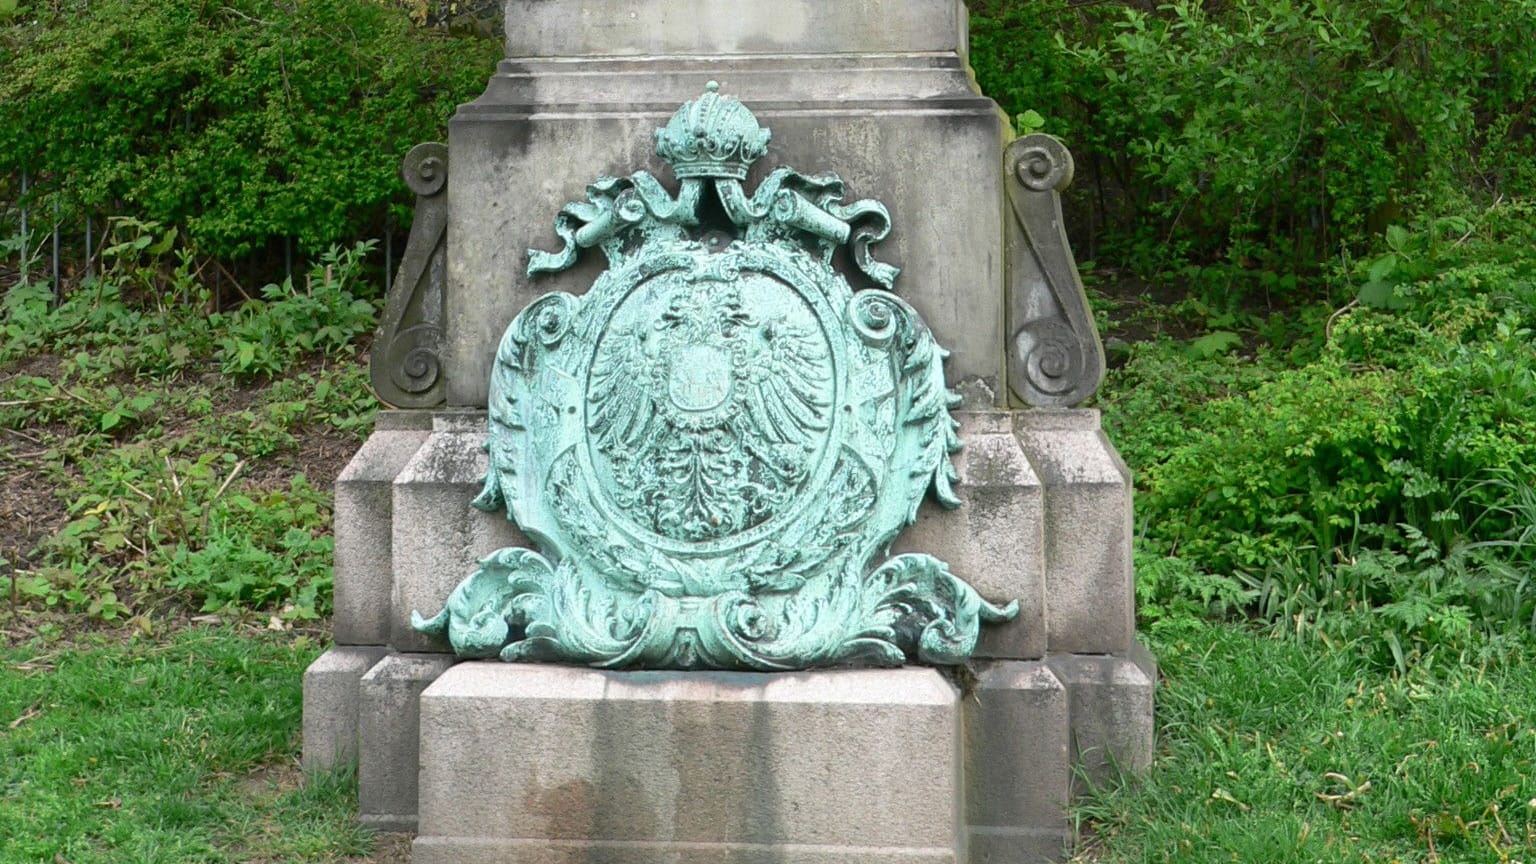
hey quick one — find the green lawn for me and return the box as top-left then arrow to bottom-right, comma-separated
3,619 -> 1530,863
0,627 -> 365,864
1074,623 -> 1536,863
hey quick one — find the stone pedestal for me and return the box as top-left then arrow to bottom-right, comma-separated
1050,644 -> 1158,795
413,664 -> 963,864
302,1 -> 1156,859
895,411 -> 1046,660
1016,410 -> 1135,656
964,661 -> 1071,863
333,411 -> 432,645
389,411 -> 529,653
301,645 -> 389,773
304,404 -> 1153,859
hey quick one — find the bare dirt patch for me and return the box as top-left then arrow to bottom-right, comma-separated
0,436 -> 69,591
242,423 -> 359,492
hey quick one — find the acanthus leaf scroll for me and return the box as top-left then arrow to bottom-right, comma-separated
413,82 -> 1017,670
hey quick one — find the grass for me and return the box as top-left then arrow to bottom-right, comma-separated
0,627 -> 366,864
1,201 -> 1532,864
1073,622 -> 1536,863
4,625 -> 1530,864
0,236 -> 385,861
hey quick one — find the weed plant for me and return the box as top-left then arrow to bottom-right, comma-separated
0,228 -> 379,623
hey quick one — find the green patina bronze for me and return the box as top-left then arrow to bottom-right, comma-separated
412,83 -> 1017,669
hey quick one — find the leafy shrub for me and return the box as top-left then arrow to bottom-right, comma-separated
0,0 -> 498,259
971,0 -> 1536,277
1106,225 -> 1536,644
216,241 -> 380,378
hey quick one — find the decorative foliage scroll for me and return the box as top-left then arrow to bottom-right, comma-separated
414,84 -> 1017,670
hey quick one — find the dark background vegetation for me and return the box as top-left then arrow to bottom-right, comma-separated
0,2 -> 1532,861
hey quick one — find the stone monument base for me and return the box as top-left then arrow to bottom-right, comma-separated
302,645 -> 1154,863
302,406 -> 1156,862
412,664 -> 963,864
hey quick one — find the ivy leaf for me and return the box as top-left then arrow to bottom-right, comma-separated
1186,330 -> 1242,359
1367,252 -> 1398,285
1015,109 -> 1046,133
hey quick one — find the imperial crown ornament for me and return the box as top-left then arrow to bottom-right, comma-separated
413,83 -> 1018,670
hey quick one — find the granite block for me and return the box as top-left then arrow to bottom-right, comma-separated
333,412 -> 431,645
1049,652 -> 1156,795
301,645 -> 388,773
358,652 -> 458,832
895,411 -> 1046,659
390,411 -> 530,652
963,660 -> 1071,863
1015,410 -> 1134,655
414,664 -> 962,862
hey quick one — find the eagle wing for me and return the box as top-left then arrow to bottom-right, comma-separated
744,322 -> 831,448
587,328 -> 657,454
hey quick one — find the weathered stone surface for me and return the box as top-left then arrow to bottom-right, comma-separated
413,840 -> 956,864
446,54 -> 1007,409
1015,409 -> 1134,655
963,660 -> 1071,863
301,645 -> 387,773
1004,135 -> 1105,408
503,0 -> 968,57
372,144 -> 449,409
332,412 -> 431,645
414,664 -> 961,862
358,652 -> 457,832
895,411 -> 1045,659
1049,649 -> 1156,795
389,411 -> 529,653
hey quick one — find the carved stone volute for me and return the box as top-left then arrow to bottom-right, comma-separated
1004,134 -> 1106,407
370,142 -> 448,408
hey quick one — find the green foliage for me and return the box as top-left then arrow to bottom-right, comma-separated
1,235 -> 378,623
1,232 -> 380,383
21,445 -> 336,621
971,0 -> 1536,276
216,242 -> 379,377
1134,547 -> 1256,637
0,0 -> 498,258
1103,215 -> 1536,650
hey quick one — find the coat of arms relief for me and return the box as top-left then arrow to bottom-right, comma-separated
413,83 -> 1018,670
